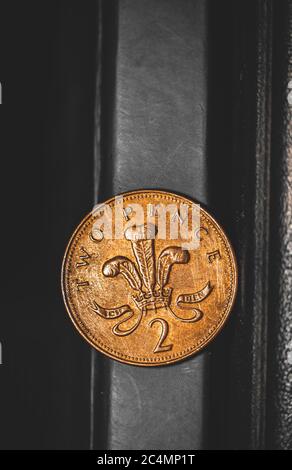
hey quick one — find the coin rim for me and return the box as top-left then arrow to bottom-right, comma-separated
61,189 -> 238,366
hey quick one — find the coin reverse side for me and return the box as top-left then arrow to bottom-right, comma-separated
61,190 -> 237,366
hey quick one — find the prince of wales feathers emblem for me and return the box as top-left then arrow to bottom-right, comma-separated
91,223 -> 212,336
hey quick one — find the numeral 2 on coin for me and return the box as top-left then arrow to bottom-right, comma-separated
149,318 -> 173,353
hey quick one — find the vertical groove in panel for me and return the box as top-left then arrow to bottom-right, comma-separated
99,0 -> 209,450
249,0 -> 272,449
90,0 -> 103,450
91,0 -> 119,450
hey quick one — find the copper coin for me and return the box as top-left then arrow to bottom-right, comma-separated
61,190 -> 237,366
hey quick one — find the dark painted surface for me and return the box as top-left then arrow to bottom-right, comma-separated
207,0 -> 273,449
267,0 -> 292,450
0,1 -> 97,449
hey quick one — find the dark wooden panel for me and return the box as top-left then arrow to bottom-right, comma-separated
0,0 -> 98,449
207,0 -> 273,449
266,0 -> 292,450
